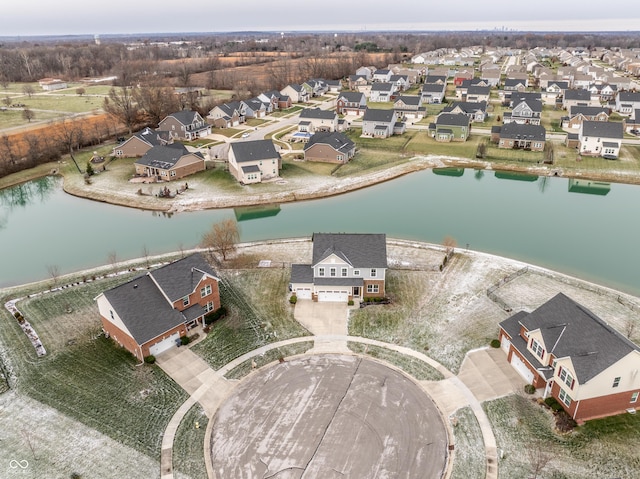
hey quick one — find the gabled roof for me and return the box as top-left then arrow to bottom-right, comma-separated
569,105 -> 609,117
565,89 -> 591,101
499,123 -> 546,141
166,110 -> 200,126
467,85 -> 491,95
421,83 -> 446,93
299,108 -> 337,120
504,78 -> 527,87
618,91 -> 640,102
395,95 -> 421,107
102,253 -> 218,345
436,113 -> 470,127
443,101 -> 487,114
581,121 -> 624,139
305,131 -> 355,154
131,127 -> 168,147
513,98 -> 543,112
509,293 -> 640,383
230,139 -> 280,163
371,82 -> 395,92
338,91 -> 365,103
363,108 -> 395,123
311,233 -> 387,268
135,143 -> 192,169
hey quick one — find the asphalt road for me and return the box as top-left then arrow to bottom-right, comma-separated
209,355 -> 449,479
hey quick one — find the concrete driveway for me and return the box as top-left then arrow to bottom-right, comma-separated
294,299 -> 349,336
458,347 -> 526,402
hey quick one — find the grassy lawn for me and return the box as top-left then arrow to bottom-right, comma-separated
191,166 -> 244,192
541,105 -> 566,133
485,395 -> 640,479
281,159 -> 336,177
0,273 -> 189,459
0,108 -> 63,128
192,268 -> 309,370
450,407 -> 485,479
347,342 -> 444,380
270,106 -> 303,118
214,127 -> 243,138
333,148 -> 411,177
173,403 -> 209,479
11,93 -> 105,112
484,144 -> 546,164
245,118 -> 268,127
0,82 -> 40,93
224,341 -> 314,380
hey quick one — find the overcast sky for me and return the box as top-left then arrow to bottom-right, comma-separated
3,0 -> 640,37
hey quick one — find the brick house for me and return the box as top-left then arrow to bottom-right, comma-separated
157,110 -> 211,141
304,131 -> 355,164
95,253 -> 221,360
134,144 -> 205,181
498,293 -> 640,423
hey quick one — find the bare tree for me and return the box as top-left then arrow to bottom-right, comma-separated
2,96 -> 11,107
55,118 -> 84,173
22,107 -> 35,123
443,236 -> 457,259
103,86 -> 139,135
76,87 -> 86,96
22,84 -> 35,98
141,244 -> 150,269
526,440 -> 555,479
134,85 -> 180,125
47,264 -> 61,288
201,219 -> 240,261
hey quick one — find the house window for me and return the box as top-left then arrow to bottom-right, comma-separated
182,296 -> 190,307
353,270 -> 360,276
613,377 -> 621,388
200,284 -> 212,298
631,392 -> 639,403
558,388 -> 572,407
558,366 -> 575,389
318,267 -> 325,277
110,310 -> 114,320
115,149 -> 123,156
330,268 -> 336,277
204,301 -> 214,313
370,268 -> 377,277
170,170 -> 176,177
341,268 -> 348,277
530,338 -> 545,360
367,284 -> 379,293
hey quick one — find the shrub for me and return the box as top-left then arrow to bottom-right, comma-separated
144,355 -> 156,364
180,335 -> 191,346
348,300 -> 354,306
289,295 -> 297,304
204,306 -> 228,325
490,339 -> 501,348
544,397 -> 563,412
524,384 -> 536,394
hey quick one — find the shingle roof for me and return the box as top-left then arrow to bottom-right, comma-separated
371,82 -> 394,92
363,108 -> 395,123
305,131 -> 355,154
135,144 -> 190,169
133,127 -> 165,147
443,101 -> 487,114
499,123 -> 546,141
565,89 -> 591,101
436,113 -> 470,127
168,110 -> 199,125
581,121 -> 624,139
230,139 -> 280,163
102,253 -> 218,344
395,95 -> 421,107
510,293 -> 640,383
422,83 -> 446,93
569,105 -> 609,117
311,233 -> 387,268
290,264 -> 313,283
338,91 -> 365,103
299,108 -> 337,120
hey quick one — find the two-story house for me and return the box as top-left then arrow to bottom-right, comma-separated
494,123 -> 546,151
498,293 -> 640,423
442,101 -> 487,122
157,110 -> 211,141
112,127 -> 172,158
336,91 -> 367,116
503,97 -> 542,125
615,91 -> 640,115
95,253 -> 220,360
290,233 -> 388,302
428,113 -> 471,142
297,108 -> 338,133
280,84 -> 309,103
208,101 -> 246,129
228,139 -> 281,184
562,105 -> 610,130
578,121 -> 624,159
369,82 -> 397,102
362,109 -> 405,138
421,83 -> 447,104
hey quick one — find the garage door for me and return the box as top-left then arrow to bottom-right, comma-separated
149,332 -> 180,356
295,288 -> 312,300
510,353 -> 535,384
317,290 -> 349,302
500,335 -> 511,353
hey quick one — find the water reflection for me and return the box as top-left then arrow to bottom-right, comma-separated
568,179 -> 611,196
234,204 -> 281,222
432,167 -> 465,177
0,176 -> 58,229
494,171 -> 539,182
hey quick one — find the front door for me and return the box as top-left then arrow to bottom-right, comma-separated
353,286 -> 360,298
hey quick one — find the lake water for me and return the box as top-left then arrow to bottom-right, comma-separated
1,170 -> 639,296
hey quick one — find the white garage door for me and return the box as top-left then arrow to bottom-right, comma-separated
149,332 -> 180,356
501,335 -> 511,353
510,354 -> 535,384
295,288 -> 312,300
317,290 -> 349,302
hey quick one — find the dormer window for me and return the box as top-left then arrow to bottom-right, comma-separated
530,338 -> 544,360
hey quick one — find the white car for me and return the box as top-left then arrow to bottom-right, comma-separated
241,132 -> 250,138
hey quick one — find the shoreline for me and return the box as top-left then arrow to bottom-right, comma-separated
61,155 -> 640,213
4,153 -> 640,213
